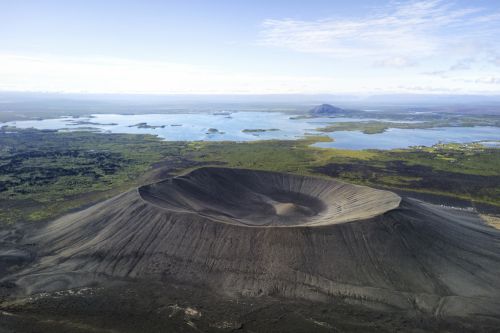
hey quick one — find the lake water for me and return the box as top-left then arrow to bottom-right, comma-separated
312,126 -> 500,150
3,112 -> 499,150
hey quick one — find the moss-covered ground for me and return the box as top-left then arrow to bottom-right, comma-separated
1,128 -> 499,224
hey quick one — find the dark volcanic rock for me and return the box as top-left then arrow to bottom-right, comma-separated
309,104 -> 344,116
6,167 -> 500,320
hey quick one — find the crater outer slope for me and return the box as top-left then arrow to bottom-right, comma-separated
10,167 -> 500,318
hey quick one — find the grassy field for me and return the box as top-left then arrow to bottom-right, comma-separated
315,116 -> 500,134
0,128 -> 197,224
188,140 -> 500,207
1,127 -> 499,225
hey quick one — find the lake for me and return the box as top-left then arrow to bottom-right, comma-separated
3,112 -> 499,149
312,126 -> 500,149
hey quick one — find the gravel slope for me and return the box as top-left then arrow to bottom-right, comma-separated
7,167 -> 500,319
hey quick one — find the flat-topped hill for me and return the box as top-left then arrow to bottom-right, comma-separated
309,104 -> 344,116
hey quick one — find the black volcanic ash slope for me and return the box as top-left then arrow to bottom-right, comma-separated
9,167 -> 500,318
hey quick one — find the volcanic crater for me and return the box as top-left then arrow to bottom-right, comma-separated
138,167 -> 401,226
5,167 -> 500,319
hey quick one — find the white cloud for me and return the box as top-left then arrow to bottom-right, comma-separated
474,77 -> 500,85
259,0 -> 500,65
449,58 -> 474,71
374,57 -> 417,68
1,53 -> 499,94
0,53 -> 366,94
422,70 -> 448,77
422,58 -> 475,77
491,55 -> 500,66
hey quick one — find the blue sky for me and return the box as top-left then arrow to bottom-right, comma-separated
2,0 -> 500,94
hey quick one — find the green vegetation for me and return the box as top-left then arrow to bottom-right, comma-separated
1,127 -> 499,225
0,128 -> 194,224
188,140 -> 500,208
312,143 -> 500,207
316,117 -> 500,134
242,128 -> 280,133
67,120 -> 118,126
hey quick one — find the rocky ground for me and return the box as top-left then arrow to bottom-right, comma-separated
1,281 -> 499,333
1,168 -> 499,332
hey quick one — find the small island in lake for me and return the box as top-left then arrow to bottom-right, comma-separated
242,128 -> 280,133
128,122 -> 166,129
206,128 -> 225,134
66,120 -> 118,126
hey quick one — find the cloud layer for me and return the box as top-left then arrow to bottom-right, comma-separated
260,0 -> 500,67
1,1 -> 500,94
0,54 -> 364,94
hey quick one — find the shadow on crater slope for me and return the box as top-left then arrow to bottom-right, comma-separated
5,167 -> 500,320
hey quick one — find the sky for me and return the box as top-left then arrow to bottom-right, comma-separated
1,0 -> 500,95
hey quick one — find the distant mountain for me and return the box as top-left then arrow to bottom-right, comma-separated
309,104 -> 344,116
